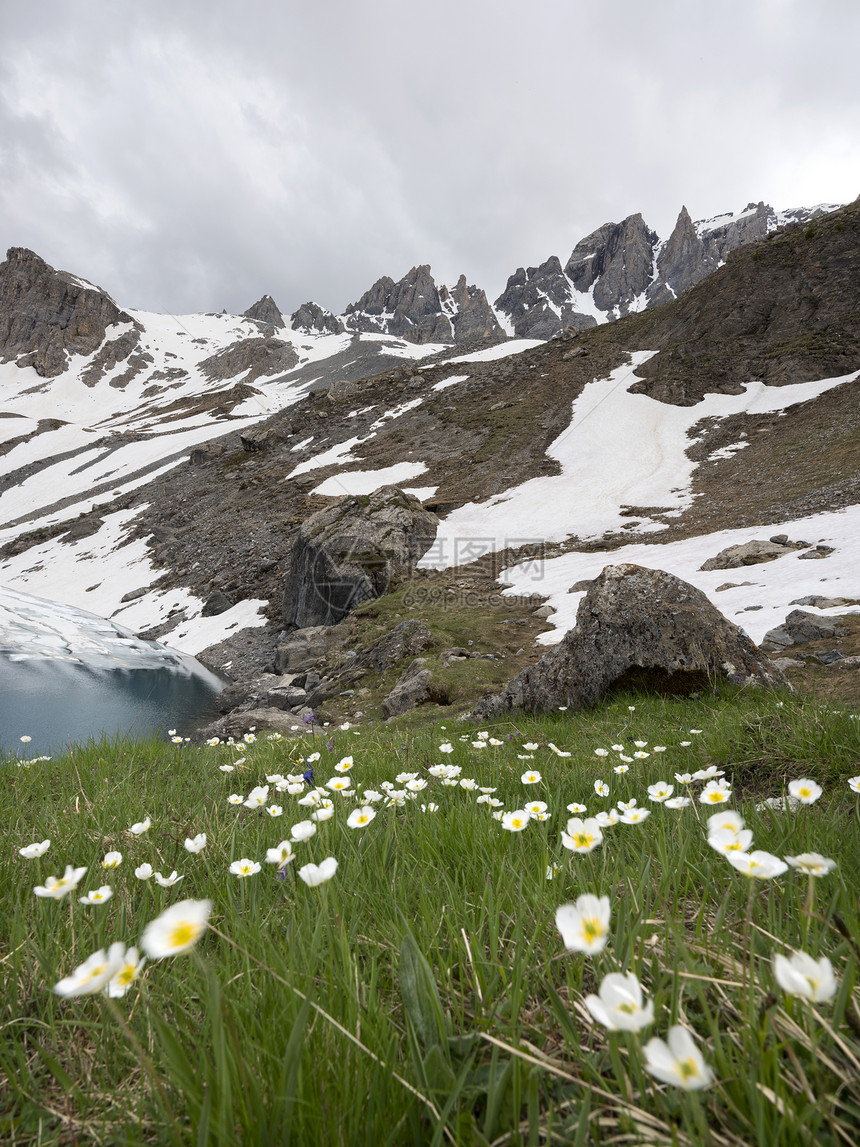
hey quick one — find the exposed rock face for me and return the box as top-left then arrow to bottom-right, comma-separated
243,295 -> 286,329
274,626 -> 333,673
475,564 -> 786,717
493,201 -> 841,340
493,256 -> 598,339
760,610 -> 839,651
0,247 -> 140,377
343,265 -> 453,344
199,337 -> 299,383
441,275 -> 504,344
381,657 -> 438,718
354,619 -> 434,673
565,214 -> 658,315
291,301 -> 345,335
281,486 -> 439,629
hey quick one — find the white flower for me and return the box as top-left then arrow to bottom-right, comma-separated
335,756 -> 354,772
286,782 -> 303,795
708,828 -> 753,855
140,899 -> 212,958
522,742 -> 539,751
107,947 -> 146,998
524,800 -> 548,816
420,803 -> 439,813
561,817 -> 603,853
521,771 -> 542,785
664,797 -> 691,808
619,808 -> 650,824
298,857 -> 338,886
228,794 -> 243,805
219,764 -> 235,773
501,810 -> 531,832
19,839 -> 51,859
305,752 -> 321,763
594,748 -> 609,757
634,741 -> 648,748
566,802 -> 587,813
785,853 -> 836,876
613,764 -> 629,775
362,789 -> 384,803
595,810 -> 619,827
555,894 -> 611,954
679,740 -> 692,747
439,742 -> 454,753
206,736 -> 221,746
643,1027 -> 713,1090
584,971 -> 655,1032
773,951 -> 837,1001
546,863 -> 561,881
653,746 -> 667,753
229,859 -> 261,878
312,806 -> 334,822
689,729 -> 702,735
266,805 -> 284,818
135,863 -> 154,880
477,731 -> 490,740
647,783 -> 673,802
699,781 -> 732,805
726,850 -> 788,879
788,778 -> 823,805
326,777 -> 352,792
675,772 -> 694,785
594,780 -> 609,796
611,744 -> 625,752
79,885 -> 113,906
184,834 -> 207,853
243,785 -> 269,808
396,772 -> 419,784
488,738 -> 503,746
406,779 -> 428,792
460,778 -> 478,790
102,851 -> 123,869
547,744 -> 571,757
154,870 -> 183,887
707,810 -> 744,835
266,841 -> 295,865
693,766 -> 724,781
34,865 -> 88,899
633,751 -> 650,759
54,942 -> 127,997
129,818 -> 151,835
471,741 -> 487,749
346,806 -> 376,829
617,799 -> 637,812
848,776 -> 860,794
291,820 -> 317,842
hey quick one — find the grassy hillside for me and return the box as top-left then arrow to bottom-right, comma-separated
3,685 -> 859,1145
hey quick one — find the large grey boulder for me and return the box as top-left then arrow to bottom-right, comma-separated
274,626 -> 333,673
281,487 -> 438,630
382,658 -> 446,718
760,610 -> 838,651
699,539 -> 795,571
475,564 -> 786,718
354,620 -> 435,674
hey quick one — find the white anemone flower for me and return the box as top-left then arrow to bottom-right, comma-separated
566,803 -> 587,814
785,853 -> 836,876
312,806 -> 334,822
675,773 -> 694,785
613,764 -> 629,775
184,834 -> 207,853
266,805 -> 284,818
229,859 -> 261,878
54,942 -> 126,997
594,780 -> 609,796
298,857 -> 338,886
439,742 -> 454,753
561,817 -> 603,854
154,870 -> 183,887
594,749 -> 609,757
129,818 -> 151,835
227,794 -> 243,805
643,1027 -> 713,1090
584,971 -> 655,1032
107,947 -> 146,998
34,865 -> 88,899
699,781 -> 732,805
335,756 -> 354,772
134,863 -> 154,880
708,828 -> 753,855
595,809 -> 619,827
501,810 -> 531,832
706,810 -> 744,835
243,785 -> 269,808
664,796 -> 691,809
522,742 -> 539,751
555,894 -> 611,954
266,841 -> 295,865
788,778 -> 823,805
647,783 -> 674,803
141,899 -> 212,958
692,766 -> 723,781
524,801 -> 548,816
291,820 -> 317,842
102,851 -> 123,869
346,806 -> 376,828
773,950 -> 837,1001
848,776 -> 860,793
619,808 -> 651,824
79,885 -> 113,906
521,771 -> 542,785
726,850 -> 788,879
19,840 -> 51,859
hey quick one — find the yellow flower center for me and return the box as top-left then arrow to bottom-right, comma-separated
617,1002 -> 636,1015
574,833 -> 593,847
679,1058 -> 699,1079
581,918 -> 605,942
169,922 -> 198,949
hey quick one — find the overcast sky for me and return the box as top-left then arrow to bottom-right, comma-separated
1,0 -> 858,317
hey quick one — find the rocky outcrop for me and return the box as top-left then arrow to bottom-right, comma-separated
354,619 -> 434,673
243,295 -> 286,329
760,610 -> 839,651
441,276 -> 505,344
699,539 -> 803,571
199,336 -> 299,383
493,257 -> 598,340
343,265 -> 453,344
281,486 -> 439,629
475,564 -> 786,717
565,214 -> 658,316
382,657 -> 443,718
291,301 -> 345,335
0,247 -> 140,377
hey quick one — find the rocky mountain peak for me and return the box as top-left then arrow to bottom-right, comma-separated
441,275 -> 504,344
243,294 -> 286,330
290,301 -> 345,336
565,212 -> 659,314
0,247 -> 137,377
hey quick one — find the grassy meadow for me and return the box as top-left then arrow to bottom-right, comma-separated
2,685 -> 860,1145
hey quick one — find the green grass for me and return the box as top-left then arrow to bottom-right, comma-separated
2,686 -> 859,1145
